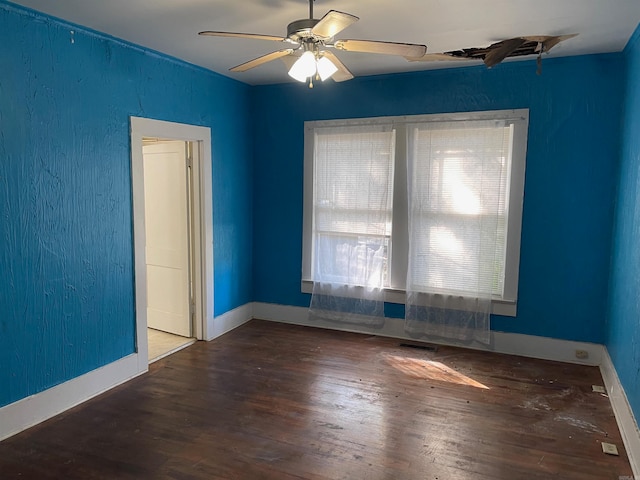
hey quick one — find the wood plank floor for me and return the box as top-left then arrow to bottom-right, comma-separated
0,320 -> 633,479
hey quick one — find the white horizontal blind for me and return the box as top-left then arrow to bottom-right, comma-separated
407,120 -> 513,297
312,124 -> 395,287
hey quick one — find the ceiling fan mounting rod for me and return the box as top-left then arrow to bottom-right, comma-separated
309,0 -> 314,20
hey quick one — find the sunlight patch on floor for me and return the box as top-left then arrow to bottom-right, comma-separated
384,354 -> 490,389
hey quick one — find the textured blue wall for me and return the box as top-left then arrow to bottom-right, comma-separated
0,2 -> 253,407
0,0 -> 633,416
251,54 -> 624,343
607,23 -> 640,426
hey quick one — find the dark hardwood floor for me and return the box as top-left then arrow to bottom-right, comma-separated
0,320 -> 634,479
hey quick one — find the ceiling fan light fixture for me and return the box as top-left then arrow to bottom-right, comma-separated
317,55 -> 338,81
202,0 -> 429,84
288,51 -> 317,82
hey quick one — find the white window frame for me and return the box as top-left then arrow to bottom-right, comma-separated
302,109 -> 528,317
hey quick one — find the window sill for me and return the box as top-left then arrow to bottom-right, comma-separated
300,280 -> 517,317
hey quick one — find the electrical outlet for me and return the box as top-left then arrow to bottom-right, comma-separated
601,442 -> 619,456
592,385 -> 606,393
575,350 -> 589,359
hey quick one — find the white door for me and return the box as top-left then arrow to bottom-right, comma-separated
143,141 -> 192,337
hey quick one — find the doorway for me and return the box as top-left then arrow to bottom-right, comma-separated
130,117 -> 214,372
142,139 -> 196,362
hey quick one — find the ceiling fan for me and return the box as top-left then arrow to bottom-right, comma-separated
199,0 -> 427,87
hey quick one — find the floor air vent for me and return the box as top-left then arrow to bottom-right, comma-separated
399,342 -> 438,352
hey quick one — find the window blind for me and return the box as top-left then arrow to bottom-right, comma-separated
312,124 -> 396,287
407,120 -> 513,297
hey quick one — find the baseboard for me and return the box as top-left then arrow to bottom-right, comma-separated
0,353 -> 143,442
206,302 -> 253,341
600,348 -> 640,478
491,331 -> 602,366
0,302 -> 253,442
252,302 -> 603,366
0,301 -> 622,453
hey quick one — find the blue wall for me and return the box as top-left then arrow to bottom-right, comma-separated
607,23 -> 640,427
251,54 -> 624,343
0,2 -> 253,407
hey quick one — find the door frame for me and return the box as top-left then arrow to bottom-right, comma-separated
130,117 -> 214,373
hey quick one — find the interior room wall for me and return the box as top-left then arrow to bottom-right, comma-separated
606,22 -> 640,427
251,53 -> 625,344
0,2 -> 254,408
2,0 -> 637,430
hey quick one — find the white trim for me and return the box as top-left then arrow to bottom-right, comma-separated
130,117 -> 214,356
207,302 -> 253,342
600,348 -> 640,478
301,126 -> 314,282
503,113 -> 528,304
252,302 -> 602,366
390,124 -> 409,290
0,354 -> 142,441
198,139 -> 215,342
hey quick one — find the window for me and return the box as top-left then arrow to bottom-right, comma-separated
302,110 -> 528,316
311,124 -> 395,287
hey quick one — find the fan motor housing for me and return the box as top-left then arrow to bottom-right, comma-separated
287,19 -> 321,42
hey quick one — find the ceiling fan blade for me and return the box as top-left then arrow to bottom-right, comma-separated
230,49 -> 294,72
280,53 -> 300,70
483,37 -> 527,67
405,53 -> 475,62
199,31 -> 286,42
320,51 -> 354,82
311,10 -> 359,39
334,39 -> 426,58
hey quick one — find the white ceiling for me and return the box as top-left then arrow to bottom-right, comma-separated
10,0 -> 640,85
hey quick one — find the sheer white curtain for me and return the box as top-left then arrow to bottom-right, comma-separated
309,124 -> 395,326
405,120 -> 512,344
